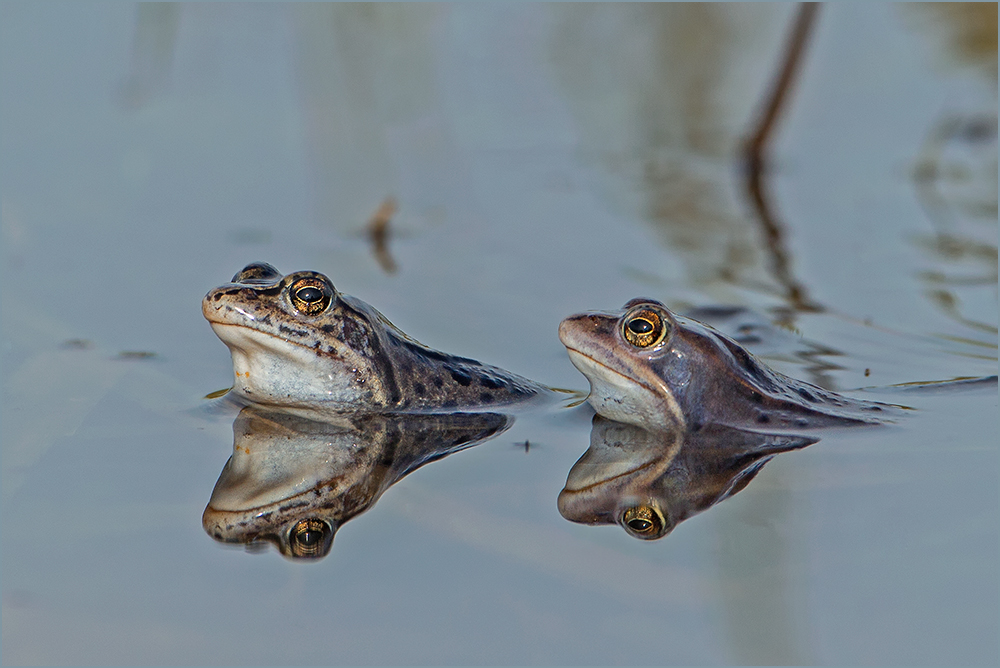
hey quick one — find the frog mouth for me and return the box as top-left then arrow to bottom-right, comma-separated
203,294 -> 313,346
563,347 -> 658,396
561,456 -> 662,493
563,347 -> 684,429
207,320 -> 328,354
208,321 -> 299,349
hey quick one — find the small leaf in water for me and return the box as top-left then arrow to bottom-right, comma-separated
204,387 -> 232,399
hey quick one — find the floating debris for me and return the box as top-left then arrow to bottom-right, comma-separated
117,350 -> 157,360
367,197 -> 398,274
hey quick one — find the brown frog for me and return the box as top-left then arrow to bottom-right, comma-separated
203,263 -> 546,412
558,298 -> 897,432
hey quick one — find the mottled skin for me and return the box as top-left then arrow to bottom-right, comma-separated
203,263 -> 544,411
203,407 -> 510,559
558,416 -> 815,540
558,298 -> 895,432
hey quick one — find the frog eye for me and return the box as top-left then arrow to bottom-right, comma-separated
289,278 -> 333,315
622,307 -> 669,348
288,518 -> 333,558
620,505 -> 667,540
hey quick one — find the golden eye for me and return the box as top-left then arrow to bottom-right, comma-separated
622,307 -> 668,348
621,505 -> 666,540
288,518 -> 332,558
289,278 -> 333,315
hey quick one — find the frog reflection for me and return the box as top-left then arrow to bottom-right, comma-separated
203,406 -> 510,559
558,416 -> 815,539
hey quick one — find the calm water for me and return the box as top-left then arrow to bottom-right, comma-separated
2,3 -> 997,664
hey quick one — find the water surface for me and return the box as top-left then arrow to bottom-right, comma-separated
2,3 -> 996,664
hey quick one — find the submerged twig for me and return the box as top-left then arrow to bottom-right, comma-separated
743,2 -> 822,312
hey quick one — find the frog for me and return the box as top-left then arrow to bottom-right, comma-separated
203,406 -> 509,559
558,298 -> 897,432
203,263 -> 545,412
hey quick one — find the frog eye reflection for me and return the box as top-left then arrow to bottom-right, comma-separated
288,518 -> 333,558
621,505 -> 666,540
289,278 -> 333,315
622,308 -> 668,348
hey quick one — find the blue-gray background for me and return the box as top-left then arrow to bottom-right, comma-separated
2,3 -> 996,664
